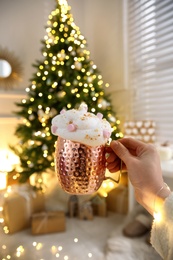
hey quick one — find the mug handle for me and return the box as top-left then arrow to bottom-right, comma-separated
104,174 -> 121,184
104,160 -> 122,184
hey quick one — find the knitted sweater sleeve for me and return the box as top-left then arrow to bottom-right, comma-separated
150,192 -> 173,260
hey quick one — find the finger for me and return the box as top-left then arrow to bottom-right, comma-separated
118,137 -> 147,151
106,152 -> 118,163
110,140 -> 133,164
105,146 -> 113,153
107,166 -> 120,173
107,162 -> 120,173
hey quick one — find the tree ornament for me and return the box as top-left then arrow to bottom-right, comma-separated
57,51 -> 66,61
87,76 -> 93,83
71,51 -> 76,56
74,61 -> 82,70
29,114 -> 35,121
73,79 -> 78,85
46,78 -> 52,86
57,90 -> 66,98
61,79 -> 66,85
28,162 -> 34,168
42,144 -> 48,151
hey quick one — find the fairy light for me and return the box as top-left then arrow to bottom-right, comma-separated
36,243 -> 43,250
51,162 -> 55,167
88,253 -> 93,258
98,80 -> 103,86
25,87 -> 30,92
3,226 -> 9,234
28,109 -> 32,114
1,236 -> 101,259
154,211 -> 162,223
32,242 -> 37,247
35,131 -> 41,136
37,72 -> 41,77
7,186 -> 12,193
0,217 -> 4,223
66,82 -> 71,87
2,245 -> 6,251
51,246 -> 57,254
58,70 -> 63,77
16,245 -> 25,257
52,82 -> 58,88
74,238 -> 78,243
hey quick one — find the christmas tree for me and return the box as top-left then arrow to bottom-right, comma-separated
12,0 -> 122,186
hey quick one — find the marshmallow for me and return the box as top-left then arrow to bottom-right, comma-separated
51,103 -> 112,147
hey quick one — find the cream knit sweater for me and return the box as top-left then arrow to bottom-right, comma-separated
151,192 -> 173,260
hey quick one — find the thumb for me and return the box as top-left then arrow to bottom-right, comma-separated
110,140 -> 133,165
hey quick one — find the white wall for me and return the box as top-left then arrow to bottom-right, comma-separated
0,0 -> 131,151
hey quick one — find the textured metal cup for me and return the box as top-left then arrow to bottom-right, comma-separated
55,137 -> 106,195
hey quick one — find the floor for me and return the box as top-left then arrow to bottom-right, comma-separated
0,211 -> 162,260
0,212 -> 126,260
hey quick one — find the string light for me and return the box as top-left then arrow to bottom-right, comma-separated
0,223 -> 102,259
16,245 -> 25,257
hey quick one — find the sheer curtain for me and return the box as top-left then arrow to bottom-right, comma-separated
127,0 -> 173,143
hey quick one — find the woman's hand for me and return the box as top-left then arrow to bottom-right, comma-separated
106,138 -> 171,215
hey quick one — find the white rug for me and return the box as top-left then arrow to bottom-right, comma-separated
105,204 -> 162,260
0,212 -> 162,260
0,213 -> 125,260
105,226 -> 161,260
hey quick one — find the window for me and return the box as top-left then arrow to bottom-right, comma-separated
127,0 -> 173,143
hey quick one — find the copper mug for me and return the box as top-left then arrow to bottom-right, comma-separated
55,137 -> 108,195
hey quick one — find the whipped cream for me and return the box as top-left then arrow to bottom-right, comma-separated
51,103 -> 112,147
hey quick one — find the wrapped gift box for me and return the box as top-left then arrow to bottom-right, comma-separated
106,185 -> 128,214
78,201 -> 93,220
3,184 -> 45,234
31,211 -> 66,235
90,194 -> 107,217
